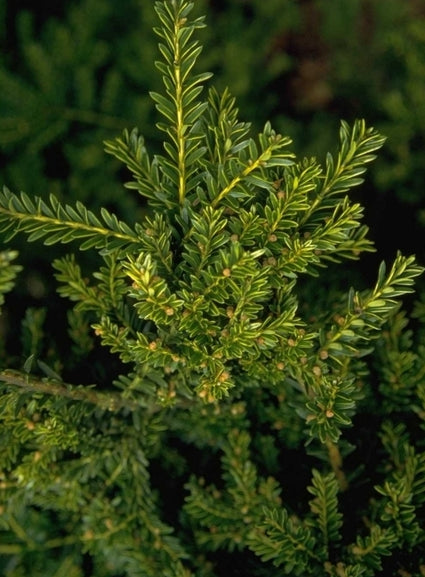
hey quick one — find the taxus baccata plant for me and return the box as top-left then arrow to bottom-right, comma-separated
0,1 -> 424,576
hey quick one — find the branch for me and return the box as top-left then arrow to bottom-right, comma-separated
0,187 -> 140,251
0,370 -> 140,412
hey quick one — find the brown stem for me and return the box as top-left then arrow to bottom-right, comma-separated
326,438 -> 348,491
0,370 -> 140,412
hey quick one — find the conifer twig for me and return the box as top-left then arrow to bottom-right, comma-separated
326,439 -> 348,491
0,370 -> 140,412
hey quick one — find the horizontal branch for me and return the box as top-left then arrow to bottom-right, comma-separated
0,370 -> 140,412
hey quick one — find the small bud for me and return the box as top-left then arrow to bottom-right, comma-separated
218,371 -> 230,382
334,314 -> 345,326
222,267 -> 231,277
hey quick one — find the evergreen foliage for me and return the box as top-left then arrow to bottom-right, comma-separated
0,1 -> 424,576
0,250 -> 21,311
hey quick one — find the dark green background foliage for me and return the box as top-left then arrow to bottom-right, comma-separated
2,0 -> 425,250
0,1 -> 425,576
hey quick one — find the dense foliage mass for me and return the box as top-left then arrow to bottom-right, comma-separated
0,1 -> 424,576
